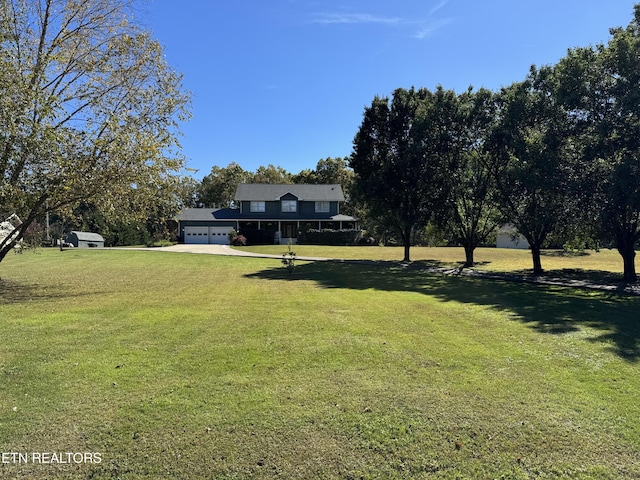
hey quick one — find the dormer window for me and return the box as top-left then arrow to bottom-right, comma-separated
281,200 -> 297,212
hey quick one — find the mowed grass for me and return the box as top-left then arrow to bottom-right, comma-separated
0,249 -> 639,479
234,245 -> 626,277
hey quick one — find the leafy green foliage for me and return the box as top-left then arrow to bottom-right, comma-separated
0,0 -> 191,262
281,243 -> 296,273
553,5 -> 640,281
350,87 -> 460,262
485,70 -> 579,274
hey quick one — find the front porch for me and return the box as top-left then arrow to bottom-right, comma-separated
238,218 -> 358,245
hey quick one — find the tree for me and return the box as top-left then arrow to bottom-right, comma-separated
0,0 -> 190,263
291,157 -> 352,186
554,4 -> 640,281
249,164 -> 292,184
486,69 -> 577,274
350,87 -> 458,262
440,88 -> 503,266
292,157 -> 355,215
197,162 -> 247,207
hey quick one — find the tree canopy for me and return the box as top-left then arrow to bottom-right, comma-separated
0,0 -> 190,262
350,87 -> 460,262
349,4 -> 640,279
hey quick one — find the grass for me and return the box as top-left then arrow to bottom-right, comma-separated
234,245 -> 627,280
0,248 -> 639,479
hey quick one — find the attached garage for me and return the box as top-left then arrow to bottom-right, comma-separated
183,226 -> 232,245
176,208 -> 238,245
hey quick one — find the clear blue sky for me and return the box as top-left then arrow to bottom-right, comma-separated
146,1 -> 636,180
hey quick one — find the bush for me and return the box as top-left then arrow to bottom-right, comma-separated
228,229 -> 247,246
240,229 -> 276,245
297,229 -> 361,246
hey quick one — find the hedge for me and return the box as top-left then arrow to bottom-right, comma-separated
297,229 -> 361,246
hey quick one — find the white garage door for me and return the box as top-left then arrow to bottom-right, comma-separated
209,227 -> 231,245
184,227 -> 209,244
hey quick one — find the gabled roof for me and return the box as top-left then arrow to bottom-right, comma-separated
175,208 -> 239,221
235,184 -> 345,202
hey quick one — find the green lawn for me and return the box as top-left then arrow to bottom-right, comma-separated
0,249 -> 639,479
233,245 -> 626,277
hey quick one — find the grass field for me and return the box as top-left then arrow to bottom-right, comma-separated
233,245 -> 627,276
0,248 -> 639,479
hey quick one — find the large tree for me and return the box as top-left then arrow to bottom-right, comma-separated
440,87 -> 503,267
486,68 -> 577,274
197,162 -> 248,208
350,87 -> 459,262
0,0 -> 190,263
249,164 -> 292,184
554,4 -> 640,281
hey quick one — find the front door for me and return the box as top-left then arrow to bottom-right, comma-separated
281,222 -> 297,242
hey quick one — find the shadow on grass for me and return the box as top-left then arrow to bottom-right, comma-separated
541,250 -> 591,257
0,278 -> 88,305
245,261 -> 640,362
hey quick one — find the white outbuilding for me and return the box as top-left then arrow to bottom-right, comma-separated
64,231 -> 105,248
496,224 -> 530,249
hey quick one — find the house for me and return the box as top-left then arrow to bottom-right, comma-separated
176,183 -> 357,245
65,231 -> 105,248
496,224 -> 530,249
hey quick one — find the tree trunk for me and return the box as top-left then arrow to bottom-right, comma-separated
402,224 -> 412,262
617,236 -> 637,282
0,243 -> 11,264
463,244 -> 475,267
531,244 -> 544,275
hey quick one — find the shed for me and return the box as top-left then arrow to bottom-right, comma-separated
496,224 -> 529,249
65,231 -> 105,248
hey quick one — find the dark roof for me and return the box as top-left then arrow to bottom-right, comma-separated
175,208 -> 239,221
235,184 -> 345,202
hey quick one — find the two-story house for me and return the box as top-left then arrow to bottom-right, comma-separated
176,184 -> 357,245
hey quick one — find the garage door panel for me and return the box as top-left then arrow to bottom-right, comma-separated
209,227 -> 231,244
184,227 -> 209,244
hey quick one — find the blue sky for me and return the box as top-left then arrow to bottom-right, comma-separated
146,1 -> 636,180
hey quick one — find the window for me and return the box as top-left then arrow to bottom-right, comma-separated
281,200 -> 297,212
250,201 -> 265,212
315,201 -> 330,213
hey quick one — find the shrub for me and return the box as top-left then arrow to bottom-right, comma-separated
297,229 -> 361,246
281,244 -> 296,274
228,229 -> 247,246
240,229 -> 275,245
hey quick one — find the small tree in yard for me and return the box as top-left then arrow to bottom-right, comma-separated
282,244 -> 296,274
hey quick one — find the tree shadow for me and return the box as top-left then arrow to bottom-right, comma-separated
0,278 -> 93,305
245,261 -> 640,362
541,250 -> 590,257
